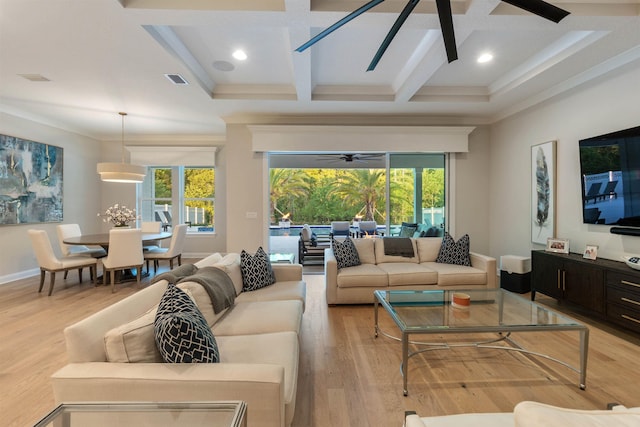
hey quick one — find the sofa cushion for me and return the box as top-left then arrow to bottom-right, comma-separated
336,264 -> 389,288
212,253 -> 243,296
104,305 -> 163,363
240,247 -> 276,291
436,233 -> 471,266
217,331 -> 299,426
352,238 -> 376,264
375,238 -> 419,264
176,281 -> 229,327
514,401 -> 640,427
154,283 -> 220,363
236,279 -> 306,310
422,262 -> 487,286
377,263 -> 438,286
416,237 -> 444,263
332,237 -> 361,269
212,300 -> 303,336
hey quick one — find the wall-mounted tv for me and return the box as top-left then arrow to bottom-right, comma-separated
579,125 -> 640,227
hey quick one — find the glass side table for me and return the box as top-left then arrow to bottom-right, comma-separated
33,401 -> 247,427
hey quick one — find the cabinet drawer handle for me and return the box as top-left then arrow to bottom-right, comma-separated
621,297 -> 640,307
621,280 -> 640,289
622,314 -> 640,325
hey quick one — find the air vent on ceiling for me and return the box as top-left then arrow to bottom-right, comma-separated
164,74 -> 189,85
18,74 -> 50,82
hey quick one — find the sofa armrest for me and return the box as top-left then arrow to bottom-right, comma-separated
324,248 -> 339,305
469,252 -> 497,289
272,263 -> 303,282
52,362 -> 287,427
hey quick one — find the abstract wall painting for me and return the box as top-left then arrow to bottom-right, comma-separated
531,140 -> 556,244
0,134 -> 63,225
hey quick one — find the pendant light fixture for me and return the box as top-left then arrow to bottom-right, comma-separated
97,112 -> 146,183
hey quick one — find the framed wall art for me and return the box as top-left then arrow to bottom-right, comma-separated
531,140 -> 556,244
0,134 -> 63,225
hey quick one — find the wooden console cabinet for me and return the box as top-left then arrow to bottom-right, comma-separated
531,250 -> 640,334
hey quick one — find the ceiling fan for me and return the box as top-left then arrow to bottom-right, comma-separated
316,153 -> 385,163
295,0 -> 570,71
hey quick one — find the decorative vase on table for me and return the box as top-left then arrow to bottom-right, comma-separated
99,204 -> 139,229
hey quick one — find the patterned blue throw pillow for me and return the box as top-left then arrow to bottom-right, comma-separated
240,246 -> 276,291
436,233 -> 471,266
154,283 -> 219,363
332,237 -> 361,269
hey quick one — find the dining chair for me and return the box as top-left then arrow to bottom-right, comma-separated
28,229 -> 97,296
102,228 -> 144,292
56,224 -> 107,258
141,221 -> 162,251
144,224 -> 188,275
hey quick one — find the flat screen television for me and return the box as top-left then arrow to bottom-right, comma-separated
579,125 -> 640,227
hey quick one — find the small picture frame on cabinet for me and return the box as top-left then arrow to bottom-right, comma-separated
546,237 -> 570,253
583,245 -> 598,260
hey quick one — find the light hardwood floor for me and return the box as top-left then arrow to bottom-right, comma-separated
1,265 -> 639,426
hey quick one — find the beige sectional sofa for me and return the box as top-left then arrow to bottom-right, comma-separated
325,237 -> 497,305
404,401 -> 640,426
51,252 -> 306,427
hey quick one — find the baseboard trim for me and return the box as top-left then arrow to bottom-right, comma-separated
0,268 -> 40,286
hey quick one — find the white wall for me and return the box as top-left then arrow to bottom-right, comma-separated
490,62 -> 640,262
0,113 -> 102,283
223,120 -> 493,256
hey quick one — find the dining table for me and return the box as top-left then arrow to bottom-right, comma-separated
63,231 -> 172,283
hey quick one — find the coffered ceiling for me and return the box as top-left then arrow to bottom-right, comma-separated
1,0 -> 639,139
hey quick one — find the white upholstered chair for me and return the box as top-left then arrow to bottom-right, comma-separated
28,229 -> 97,296
141,221 -> 162,251
56,224 -> 107,258
101,228 -> 144,292
144,224 -> 188,275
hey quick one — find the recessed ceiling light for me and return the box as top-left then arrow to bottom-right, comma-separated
232,49 -> 247,61
477,53 -> 493,64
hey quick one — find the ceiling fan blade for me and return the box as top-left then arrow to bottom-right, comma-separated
295,0 -> 386,53
435,0 -> 458,63
501,0 -> 570,23
367,0 -> 420,71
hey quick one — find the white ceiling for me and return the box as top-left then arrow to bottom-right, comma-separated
1,0 -> 639,140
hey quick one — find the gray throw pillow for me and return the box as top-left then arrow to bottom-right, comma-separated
154,283 -> 219,363
436,233 -> 471,266
332,237 -> 361,269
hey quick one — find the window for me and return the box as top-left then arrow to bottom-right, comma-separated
139,166 -> 215,233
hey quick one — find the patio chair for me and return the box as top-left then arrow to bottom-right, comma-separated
583,207 -> 602,224
330,221 -> 351,239
583,182 -> 602,204
597,180 -> 618,201
299,224 -> 330,265
358,220 -> 382,237
155,212 -> 170,231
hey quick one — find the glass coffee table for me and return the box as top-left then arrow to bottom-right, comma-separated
374,289 -> 589,396
33,401 -> 246,427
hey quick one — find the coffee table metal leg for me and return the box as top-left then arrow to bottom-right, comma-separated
402,331 -> 409,396
374,298 -> 379,337
579,327 -> 589,390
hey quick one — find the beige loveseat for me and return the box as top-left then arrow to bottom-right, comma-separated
325,237 -> 496,305
404,401 -> 640,426
51,252 -> 306,427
